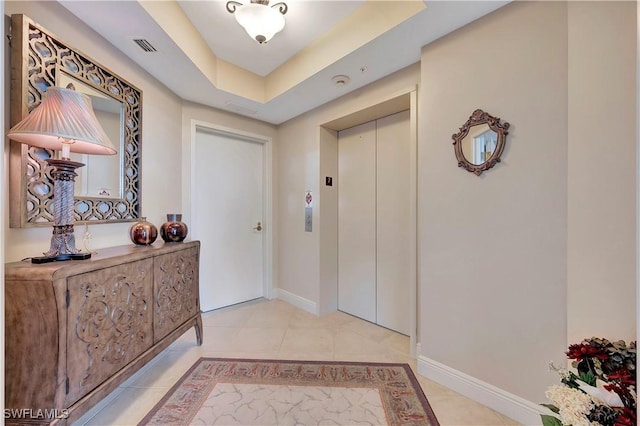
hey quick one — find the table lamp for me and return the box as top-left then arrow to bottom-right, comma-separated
7,85 -> 117,263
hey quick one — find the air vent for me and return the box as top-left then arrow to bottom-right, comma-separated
132,38 -> 157,53
224,101 -> 258,116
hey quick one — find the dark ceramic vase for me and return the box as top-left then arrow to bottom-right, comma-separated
129,217 -> 158,245
161,214 -> 188,243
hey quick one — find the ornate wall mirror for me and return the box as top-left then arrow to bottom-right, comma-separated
451,109 -> 510,176
9,14 -> 142,227
58,71 -> 125,199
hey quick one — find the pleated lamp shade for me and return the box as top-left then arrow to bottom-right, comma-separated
7,86 -> 117,156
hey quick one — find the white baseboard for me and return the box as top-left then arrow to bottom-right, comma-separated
273,288 -> 317,315
417,356 -> 545,426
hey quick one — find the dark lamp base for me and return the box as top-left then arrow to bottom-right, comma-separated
31,252 -> 92,264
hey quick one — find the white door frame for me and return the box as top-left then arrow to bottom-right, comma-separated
185,119 -> 274,302
320,88 -> 418,355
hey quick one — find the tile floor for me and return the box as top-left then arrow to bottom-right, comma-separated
74,298 -> 521,426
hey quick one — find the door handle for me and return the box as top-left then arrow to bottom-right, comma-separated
253,222 -> 263,231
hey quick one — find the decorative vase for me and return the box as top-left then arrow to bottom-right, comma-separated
129,217 -> 158,245
160,214 -> 188,243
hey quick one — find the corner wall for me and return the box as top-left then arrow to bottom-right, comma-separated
418,0 -> 636,417
567,1 -> 636,345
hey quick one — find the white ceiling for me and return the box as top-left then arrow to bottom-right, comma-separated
59,0 -> 509,125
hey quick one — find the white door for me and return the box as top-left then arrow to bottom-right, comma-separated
376,111 -> 411,334
338,121 -> 377,323
337,111 -> 411,335
193,127 -> 264,311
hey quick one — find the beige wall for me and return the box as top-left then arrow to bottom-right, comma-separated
3,1 -> 183,262
276,119 -> 322,304
567,1 -> 636,345
419,0 -> 636,404
318,126 -> 338,315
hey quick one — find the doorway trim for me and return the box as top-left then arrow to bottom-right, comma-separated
185,119 -> 274,303
319,87 -> 418,356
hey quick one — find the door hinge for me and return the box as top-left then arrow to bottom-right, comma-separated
65,377 -> 69,394
65,289 -> 70,308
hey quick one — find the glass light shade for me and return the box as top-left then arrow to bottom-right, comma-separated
7,86 -> 117,156
235,3 -> 285,43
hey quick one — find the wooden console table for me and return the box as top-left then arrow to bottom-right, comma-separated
5,241 -> 202,425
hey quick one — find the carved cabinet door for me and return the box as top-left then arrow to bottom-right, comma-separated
154,247 -> 200,342
65,258 -> 154,405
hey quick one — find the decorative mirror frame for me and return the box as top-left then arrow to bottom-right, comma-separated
451,109 -> 510,176
9,14 -> 142,227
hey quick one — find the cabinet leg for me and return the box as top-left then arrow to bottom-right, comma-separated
194,315 -> 203,346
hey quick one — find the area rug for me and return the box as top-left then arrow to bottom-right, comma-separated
138,358 -> 440,426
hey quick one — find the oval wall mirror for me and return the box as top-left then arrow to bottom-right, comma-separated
452,109 -> 510,176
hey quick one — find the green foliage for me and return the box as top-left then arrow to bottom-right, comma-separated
540,404 -> 559,414
578,370 -> 596,387
541,414 -> 563,426
560,371 -> 582,389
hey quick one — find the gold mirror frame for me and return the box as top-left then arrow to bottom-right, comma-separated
9,14 -> 142,227
452,109 -> 510,176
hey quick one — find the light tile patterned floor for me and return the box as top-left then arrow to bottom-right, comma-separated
74,299 -> 521,426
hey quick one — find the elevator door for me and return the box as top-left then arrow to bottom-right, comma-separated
338,110 -> 411,335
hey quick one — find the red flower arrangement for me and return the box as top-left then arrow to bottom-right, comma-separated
566,343 -> 610,361
542,337 -> 636,426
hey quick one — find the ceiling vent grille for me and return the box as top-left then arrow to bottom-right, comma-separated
132,38 -> 157,53
224,101 -> 258,116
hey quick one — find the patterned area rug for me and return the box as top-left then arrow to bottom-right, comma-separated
139,358 -> 440,426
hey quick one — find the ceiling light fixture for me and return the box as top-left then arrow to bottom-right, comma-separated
226,0 -> 288,44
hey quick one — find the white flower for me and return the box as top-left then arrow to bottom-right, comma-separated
577,379 -> 624,407
545,384 -> 595,426
548,361 -> 571,380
